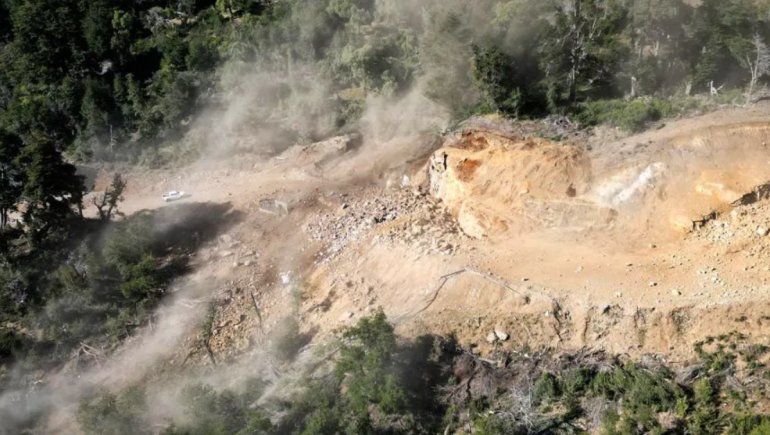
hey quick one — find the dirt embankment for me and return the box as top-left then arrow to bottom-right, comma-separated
298,107 -> 770,361
84,103 -> 770,376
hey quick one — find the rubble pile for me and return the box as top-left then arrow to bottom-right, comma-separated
201,233 -> 258,268
305,187 -> 464,262
305,188 -> 421,262
375,196 -> 464,256
694,201 -> 770,256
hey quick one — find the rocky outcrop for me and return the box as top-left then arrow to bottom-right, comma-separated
426,129 -> 593,238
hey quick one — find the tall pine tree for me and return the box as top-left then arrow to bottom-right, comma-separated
19,133 -> 84,242
0,129 -> 23,231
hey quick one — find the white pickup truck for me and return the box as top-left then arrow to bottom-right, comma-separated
162,191 -> 185,202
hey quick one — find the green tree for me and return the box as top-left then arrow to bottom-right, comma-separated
0,130 -> 23,230
472,44 -> 543,116
83,0 -> 114,58
110,9 -> 139,66
0,0 -> 12,43
7,0 -> 85,82
687,0 -> 759,90
5,0 -> 87,141
216,0 -> 268,20
540,0 -> 628,107
623,0 -> 693,96
336,310 -> 407,430
19,134 -> 84,241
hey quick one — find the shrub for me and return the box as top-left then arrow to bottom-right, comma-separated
533,372 -> 560,404
77,387 -> 148,435
472,412 -> 518,435
561,367 -> 591,399
574,99 -> 663,132
730,414 -> 770,435
687,377 -> 721,434
118,254 -> 160,301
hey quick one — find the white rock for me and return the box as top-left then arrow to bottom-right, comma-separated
486,332 -> 498,344
494,330 -> 509,341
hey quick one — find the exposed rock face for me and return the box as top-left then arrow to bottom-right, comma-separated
427,129 -> 593,238
427,119 -> 770,239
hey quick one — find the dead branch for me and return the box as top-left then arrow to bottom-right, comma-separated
204,341 -> 217,366
250,291 -> 264,334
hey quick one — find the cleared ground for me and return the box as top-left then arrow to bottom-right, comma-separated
82,102 -> 770,380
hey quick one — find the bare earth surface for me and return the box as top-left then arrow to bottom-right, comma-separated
82,102 -> 770,387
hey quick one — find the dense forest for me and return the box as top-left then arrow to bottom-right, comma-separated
3,0 -> 770,433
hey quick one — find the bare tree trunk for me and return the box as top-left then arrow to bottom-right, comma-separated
747,67 -> 757,104
746,34 -> 770,104
568,0 -> 582,103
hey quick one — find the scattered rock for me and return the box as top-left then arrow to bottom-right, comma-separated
306,188 -> 462,262
486,332 -> 498,344
259,198 -> 289,216
280,272 -> 292,285
494,329 -> 509,341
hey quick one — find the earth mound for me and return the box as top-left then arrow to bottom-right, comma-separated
425,128 -> 606,238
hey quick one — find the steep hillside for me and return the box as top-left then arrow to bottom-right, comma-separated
84,102 -> 770,367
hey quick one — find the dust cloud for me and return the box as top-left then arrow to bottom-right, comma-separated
0,1 -> 499,431
9,0 -> 770,432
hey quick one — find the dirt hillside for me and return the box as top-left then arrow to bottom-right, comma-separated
87,102 -> 770,373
